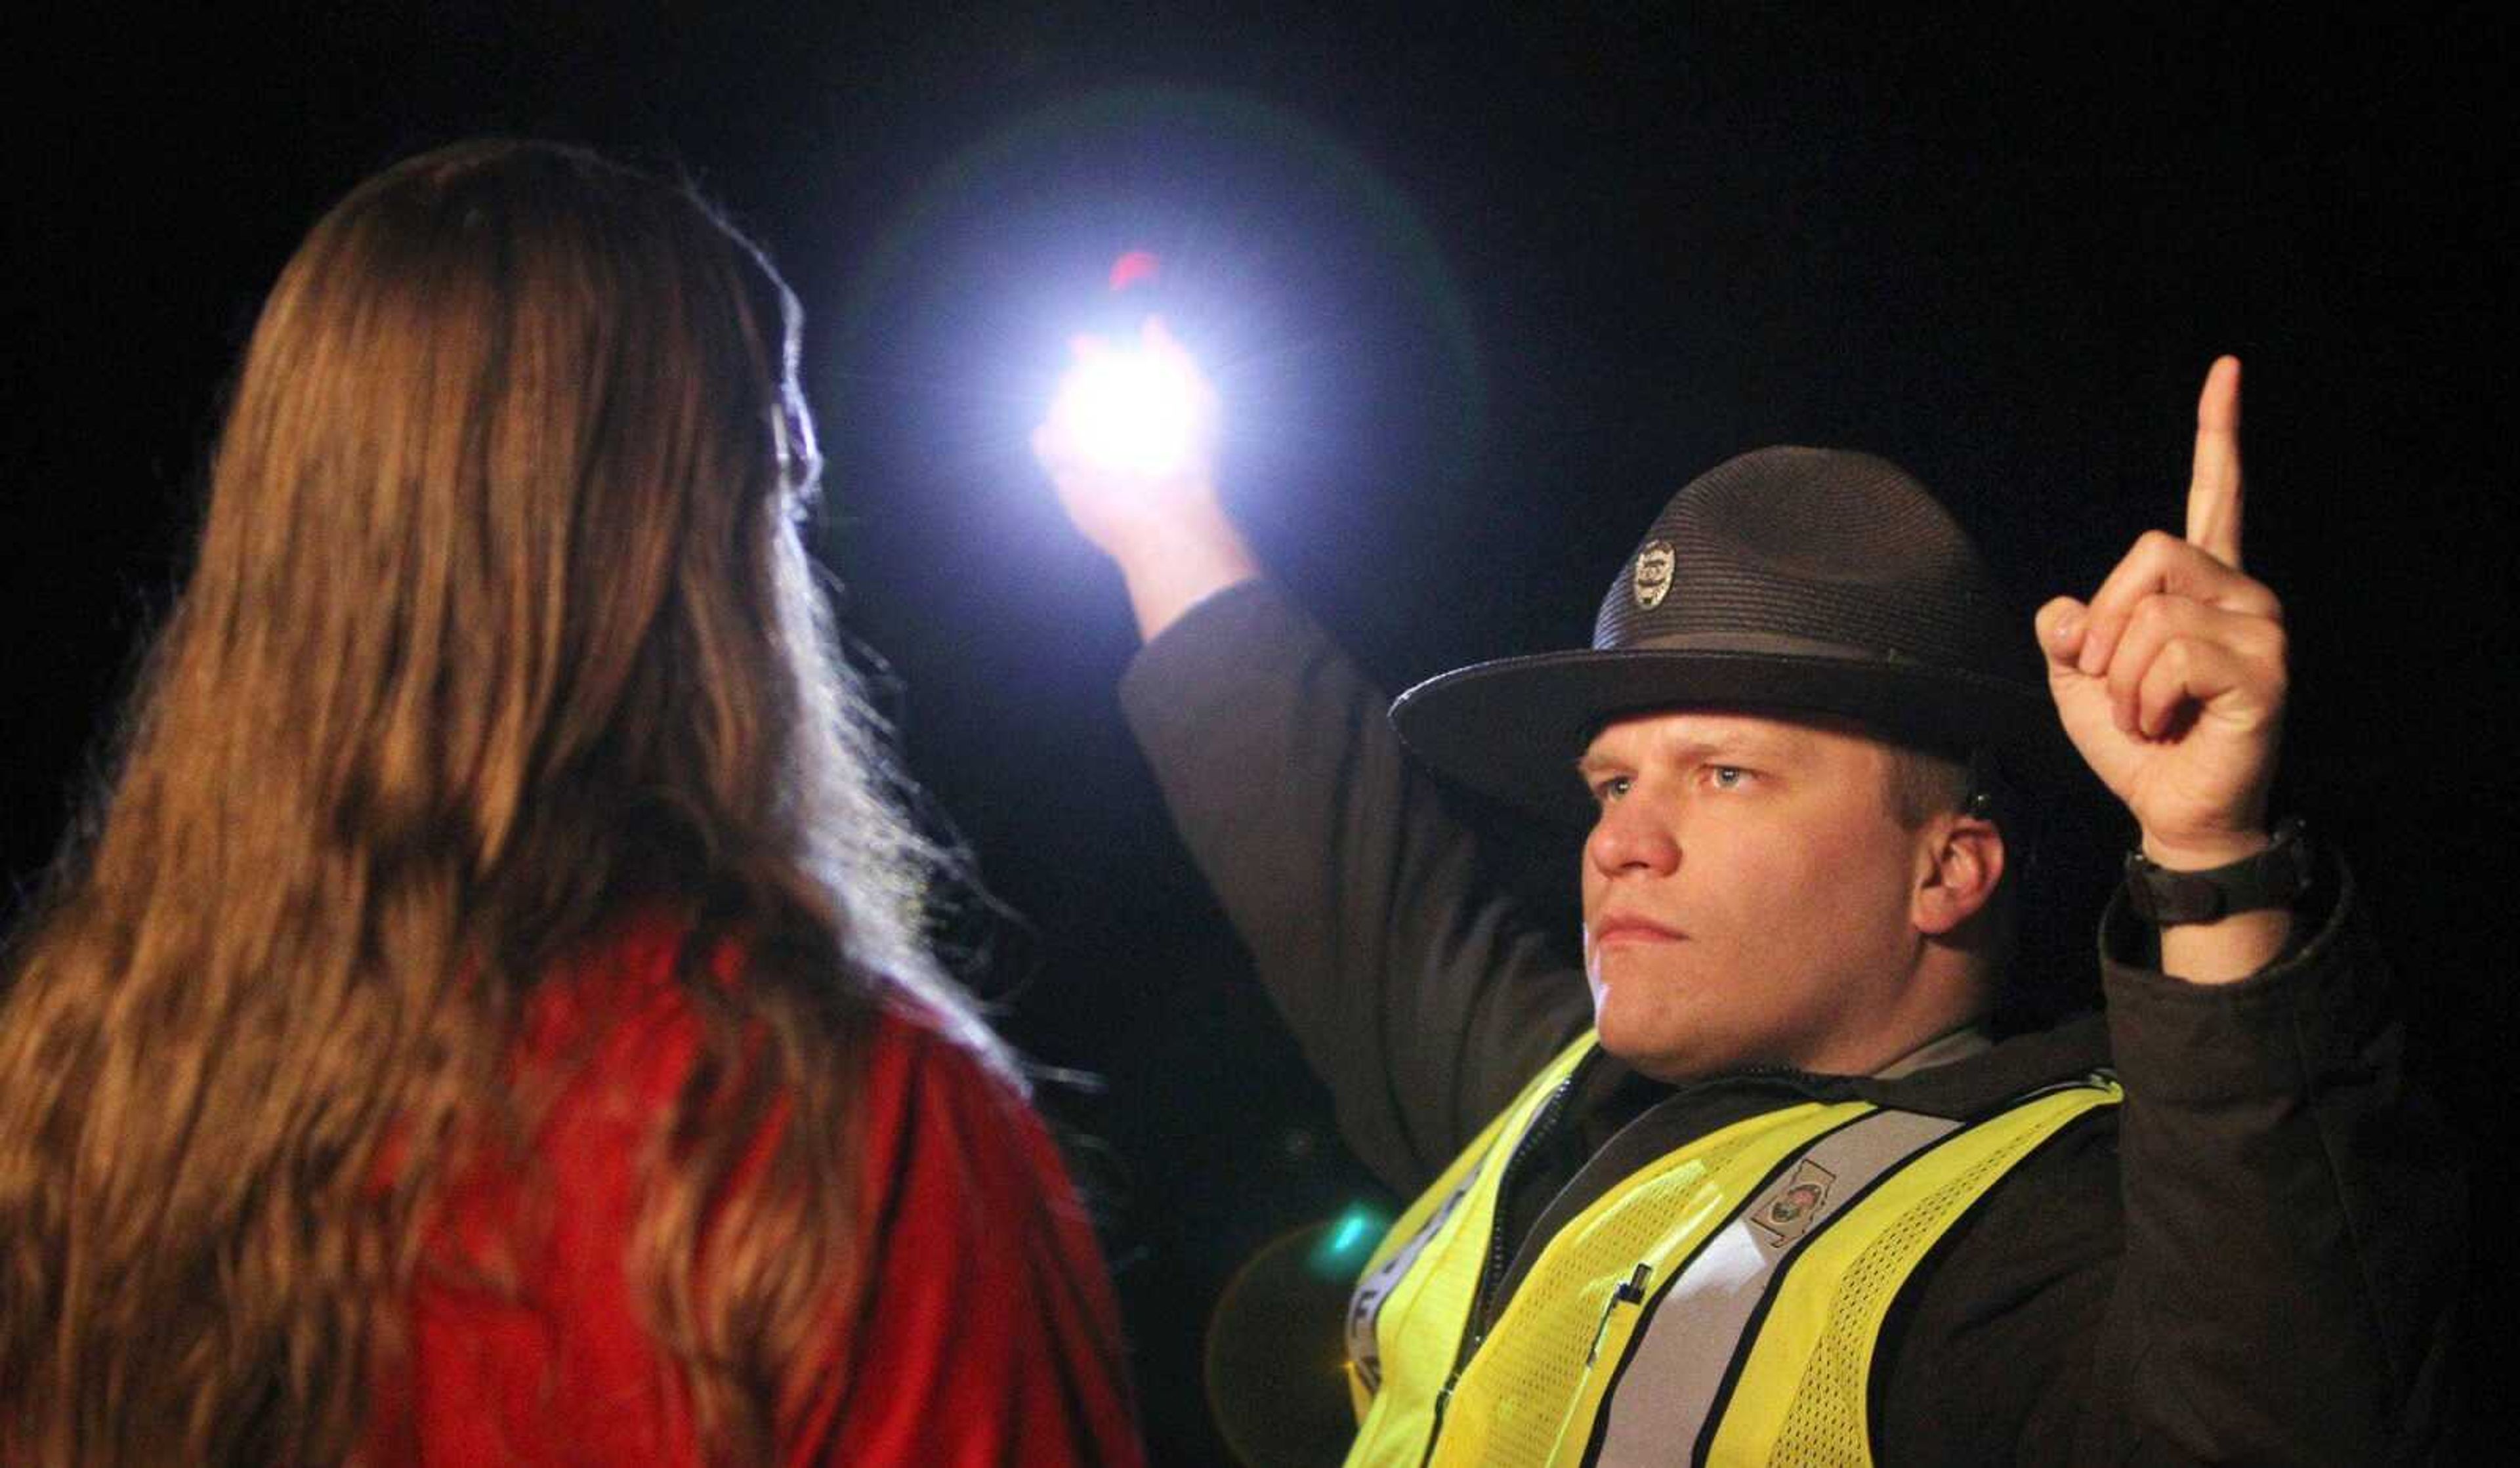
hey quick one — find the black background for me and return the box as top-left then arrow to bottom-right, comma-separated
7,5 -> 2511,1461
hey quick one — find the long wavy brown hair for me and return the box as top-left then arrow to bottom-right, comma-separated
0,139 -> 1004,1465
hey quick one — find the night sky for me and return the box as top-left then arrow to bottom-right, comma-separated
9,5 -> 2512,1460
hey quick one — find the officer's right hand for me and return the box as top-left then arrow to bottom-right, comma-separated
1032,317 -> 1259,642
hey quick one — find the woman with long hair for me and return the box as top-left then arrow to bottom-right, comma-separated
0,140 -> 1141,1466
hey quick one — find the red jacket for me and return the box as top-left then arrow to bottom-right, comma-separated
367,917 -> 1143,1466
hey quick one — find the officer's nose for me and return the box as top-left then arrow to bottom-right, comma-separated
1586,791 -> 1679,880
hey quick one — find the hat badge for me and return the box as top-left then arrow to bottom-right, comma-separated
1632,540 -> 1676,610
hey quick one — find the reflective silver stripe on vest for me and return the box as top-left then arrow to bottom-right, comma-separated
1592,1108 -> 1962,1467
1346,1158 -> 1485,1395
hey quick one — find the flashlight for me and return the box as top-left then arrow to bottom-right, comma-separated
1050,251 -> 1212,480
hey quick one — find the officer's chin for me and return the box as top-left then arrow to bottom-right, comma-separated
1592,995 -> 1705,1083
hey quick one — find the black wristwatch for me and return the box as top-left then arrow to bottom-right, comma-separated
2122,817 -> 2313,925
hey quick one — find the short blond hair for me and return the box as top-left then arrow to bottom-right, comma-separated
1884,744 -> 1975,829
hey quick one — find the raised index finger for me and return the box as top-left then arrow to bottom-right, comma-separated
2185,354 -> 2244,569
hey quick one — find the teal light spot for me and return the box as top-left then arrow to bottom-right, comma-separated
1307,1203 -> 1390,1279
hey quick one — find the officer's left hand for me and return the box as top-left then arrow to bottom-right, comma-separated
2036,356 -> 2288,868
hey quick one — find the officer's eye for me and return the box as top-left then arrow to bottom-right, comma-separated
1590,774 -> 1633,805
1708,765 -> 1752,790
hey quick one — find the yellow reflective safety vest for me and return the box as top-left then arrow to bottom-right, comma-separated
1342,1033 -> 2120,1467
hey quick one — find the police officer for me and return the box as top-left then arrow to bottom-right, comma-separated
1035,338 -> 2457,1464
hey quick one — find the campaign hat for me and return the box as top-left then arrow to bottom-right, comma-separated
1388,447 -> 2055,822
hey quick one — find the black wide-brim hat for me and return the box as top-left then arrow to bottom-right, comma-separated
1389,447 -> 2063,824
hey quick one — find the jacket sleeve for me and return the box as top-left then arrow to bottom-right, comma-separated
1117,581 -> 1593,1194
1878,853 -> 2462,1467
2080,850 -> 2462,1465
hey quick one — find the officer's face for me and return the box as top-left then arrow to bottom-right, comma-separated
1576,709 -> 1941,1082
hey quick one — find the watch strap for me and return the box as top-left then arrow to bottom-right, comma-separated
2122,817 -> 2313,925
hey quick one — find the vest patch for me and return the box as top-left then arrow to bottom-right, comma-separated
1750,1157 -> 1839,1247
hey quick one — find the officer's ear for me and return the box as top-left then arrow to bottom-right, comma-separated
1913,814 -> 2005,936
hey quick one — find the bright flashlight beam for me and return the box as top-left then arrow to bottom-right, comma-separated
1056,340 -> 1205,478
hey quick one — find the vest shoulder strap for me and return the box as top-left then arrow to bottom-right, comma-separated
1693,1076 -> 2122,1467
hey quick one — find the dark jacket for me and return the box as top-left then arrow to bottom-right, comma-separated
1120,581 -> 2460,1465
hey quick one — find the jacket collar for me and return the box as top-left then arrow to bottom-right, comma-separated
1572,1009 -> 2114,1133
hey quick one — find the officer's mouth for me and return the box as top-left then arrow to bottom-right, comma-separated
1587,915 -> 1687,946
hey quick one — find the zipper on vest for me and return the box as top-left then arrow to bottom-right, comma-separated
1425,1379 -> 1455,1466
1448,1049 -> 1603,1384
1473,1051 -> 1593,1347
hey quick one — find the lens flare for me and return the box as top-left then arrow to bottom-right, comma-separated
1107,249 -> 1162,291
